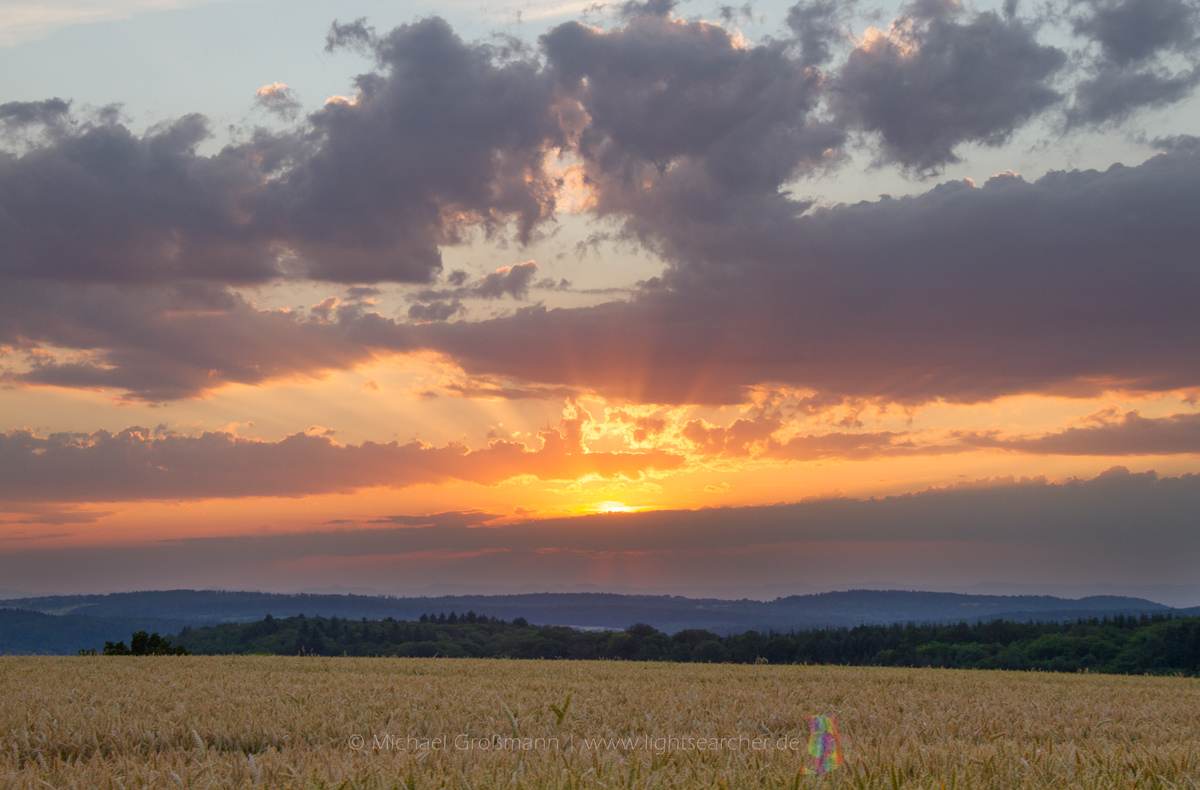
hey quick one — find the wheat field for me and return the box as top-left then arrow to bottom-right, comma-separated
2,656 -> 1198,789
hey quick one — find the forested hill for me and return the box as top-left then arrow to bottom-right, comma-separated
6,588 -> 1179,634
0,609 -> 193,655
168,612 -> 1200,676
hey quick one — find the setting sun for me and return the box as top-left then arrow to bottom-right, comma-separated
587,501 -> 640,514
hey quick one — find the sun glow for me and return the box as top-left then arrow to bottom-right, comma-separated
587,500 -> 639,513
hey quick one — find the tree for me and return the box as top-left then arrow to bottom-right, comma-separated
692,640 -> 730,663
99,631 -> 190,656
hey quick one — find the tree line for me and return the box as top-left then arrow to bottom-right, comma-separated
124,611 -> 1200,675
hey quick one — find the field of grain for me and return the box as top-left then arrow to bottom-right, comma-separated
2,656 -> 1198,789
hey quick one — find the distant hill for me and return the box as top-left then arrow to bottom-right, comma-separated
0,609 -> 194,655
2,588 -> 1172,643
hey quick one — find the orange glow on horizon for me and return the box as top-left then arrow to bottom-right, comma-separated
3,383 -> 1199,559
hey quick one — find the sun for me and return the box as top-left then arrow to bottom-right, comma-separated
588,500 -> 638,513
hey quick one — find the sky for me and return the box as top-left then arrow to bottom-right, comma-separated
1,0 -> 1199,601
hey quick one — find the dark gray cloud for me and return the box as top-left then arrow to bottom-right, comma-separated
1153,133 -> 1200,151
619,0 -> 678,18
324,17 -> 378,53
1070,66 -> 1200,124
2,468 -> 1196,592
0,98 -> 71,133
719,3 -> 755,26
408,261 -> 542,314
473,261 -> 539,298
408,299 -> 464,322
833,4 -> 1066,171
1068,0 -> 1200,124
0,282 -> 374,401
1073,0 -> 1197,66
345,285 -> 381,299
540,10 -> 841,231
0,18 -> 562,286
410,145 -> 1200,405
280,17 -> 564,282
787,0 -> 853,67
0,115 -> 281,283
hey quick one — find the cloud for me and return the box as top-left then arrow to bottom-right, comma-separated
254,83 -> 301,118
323,510 -> 503,528
8,143 -> 1200,405
2,10 -> 1199,409
767,429 -> 953,460
662,408 -> 1200,463
618,0 -> 677,19
345,285 -> 381,300
1072,0 -> 1198,66
472,262 -> 540,299
682,415 -> 783,456
11,404 -> 1193,507
0,114 -> 283,283
409,145 -> 1200,405
1070,66 -> 1200,125
769,411 -> 1200,461
324,17 -> 377,53
408,300 -> 464,322
787,0 -> 855,68
0,408 -> 682,504
0,98 -> 71,133
411,262 -> 542,310
832,4 -> 1066,171
2,468 -> 1197,592
1067,0 -> 1200,125
279,18 -> 564,282
366,511 -> 504,528
0,282 -> 375,401
961,410 -> 1200,455
0,18 -> 563,286
539,10 -> 842,232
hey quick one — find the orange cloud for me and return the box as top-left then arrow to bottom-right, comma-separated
0,410 -> 683,505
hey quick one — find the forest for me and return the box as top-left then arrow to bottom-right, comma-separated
166,611 -> 1200,675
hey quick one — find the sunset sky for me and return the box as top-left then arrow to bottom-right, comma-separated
2,0 -> 1199,600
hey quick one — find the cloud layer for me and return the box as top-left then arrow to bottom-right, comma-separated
0,407 -> 681,504
2,468 -> 1196,592
6,405 -> 1199,508
1,1 -> 1199,413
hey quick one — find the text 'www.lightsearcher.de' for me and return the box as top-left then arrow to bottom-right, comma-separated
346,732 -> 815,753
